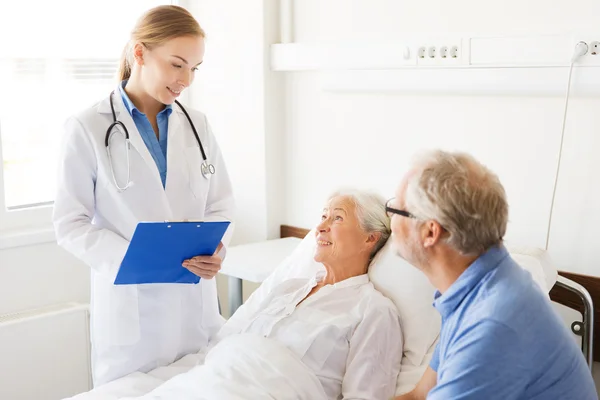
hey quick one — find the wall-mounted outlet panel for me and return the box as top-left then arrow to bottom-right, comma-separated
271,32 -> 600,73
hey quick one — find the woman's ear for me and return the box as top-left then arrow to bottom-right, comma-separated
367,232 -> 382,244
132,42 -> 146,66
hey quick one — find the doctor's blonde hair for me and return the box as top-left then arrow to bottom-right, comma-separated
118,5 -> 205,81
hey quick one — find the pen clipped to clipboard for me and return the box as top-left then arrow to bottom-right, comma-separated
114,220 -> 231,285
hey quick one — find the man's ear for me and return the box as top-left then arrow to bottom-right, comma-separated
422,220 -> 444,248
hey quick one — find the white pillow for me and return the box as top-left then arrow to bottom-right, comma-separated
368,240 -> 441,367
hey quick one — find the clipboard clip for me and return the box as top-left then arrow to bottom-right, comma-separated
163,220 -> 203,228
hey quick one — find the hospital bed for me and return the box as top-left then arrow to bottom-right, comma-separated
65,225 -> 594,399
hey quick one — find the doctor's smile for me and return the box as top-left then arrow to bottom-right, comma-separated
166,86 -> 182,97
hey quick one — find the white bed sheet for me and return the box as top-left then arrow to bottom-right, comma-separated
65,334 -> 333,400
65,344 -> 434,400
65,352 -> 205,400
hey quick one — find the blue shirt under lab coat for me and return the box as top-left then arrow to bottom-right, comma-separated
428,245 -> 597,400
119,81 -> 172,188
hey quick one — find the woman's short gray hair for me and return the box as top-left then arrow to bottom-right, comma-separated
327,189 -> 391,262
405,150 -> 509,256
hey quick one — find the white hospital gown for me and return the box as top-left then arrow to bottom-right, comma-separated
215,270 -> 403,400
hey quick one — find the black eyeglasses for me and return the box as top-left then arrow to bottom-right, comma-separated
385,198 -> 417,220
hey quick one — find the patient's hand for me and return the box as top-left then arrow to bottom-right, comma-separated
182,242 -> 224,279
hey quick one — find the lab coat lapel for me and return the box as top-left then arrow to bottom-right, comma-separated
165,108 -> 188,218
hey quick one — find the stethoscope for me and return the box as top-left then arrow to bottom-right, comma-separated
105,90 -> 215,191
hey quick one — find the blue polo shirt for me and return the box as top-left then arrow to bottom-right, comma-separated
428,245 -> 597,400
119,80 -> 172,188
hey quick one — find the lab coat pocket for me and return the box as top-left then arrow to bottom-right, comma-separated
93,277 -> 140,348
184,146 -> 211,201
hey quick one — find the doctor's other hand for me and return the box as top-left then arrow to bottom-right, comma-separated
182,242 -> 224,279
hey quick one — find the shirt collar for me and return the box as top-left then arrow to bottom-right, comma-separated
433,244 -> 509,318
331,274 -> 370,289
118,80 -> 172,117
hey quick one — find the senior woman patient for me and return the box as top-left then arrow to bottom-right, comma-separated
216,189 -> 403,400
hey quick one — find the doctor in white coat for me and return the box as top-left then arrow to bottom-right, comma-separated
53,5 -> 234,387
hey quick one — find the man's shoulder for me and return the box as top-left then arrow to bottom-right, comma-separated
456,257 -> 574,352
468,257 -> 544,319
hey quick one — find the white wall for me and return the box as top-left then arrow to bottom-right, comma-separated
282,0 -> 600,277
292,0 -> 600,40
185,0 -> 284,245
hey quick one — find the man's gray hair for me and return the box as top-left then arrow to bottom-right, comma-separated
405,150 -> 509,256
327,189 -> 391,262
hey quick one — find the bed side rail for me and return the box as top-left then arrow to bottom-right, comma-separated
553,275 -> 594,370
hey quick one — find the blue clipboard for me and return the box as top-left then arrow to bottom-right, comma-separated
114,220 -> 231,285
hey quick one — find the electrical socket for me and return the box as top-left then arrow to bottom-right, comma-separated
450,46 -> 459,59
417,42 -> 461,66
573,38 -> 600,66
440,46 -> 448,58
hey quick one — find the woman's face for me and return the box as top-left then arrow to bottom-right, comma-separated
314,196 -> 375,266
136,35 -> 205,105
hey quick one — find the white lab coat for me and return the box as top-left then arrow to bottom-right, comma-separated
52,87 -> 235,387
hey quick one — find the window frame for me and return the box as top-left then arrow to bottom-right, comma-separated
0,131 -> 55,235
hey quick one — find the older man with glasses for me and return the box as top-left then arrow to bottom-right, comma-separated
390,150 -> 597,400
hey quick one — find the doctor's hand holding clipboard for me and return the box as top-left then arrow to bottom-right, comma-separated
52,5 -> 234,389
181,219 -> 227,280
183,241 -> 224,279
